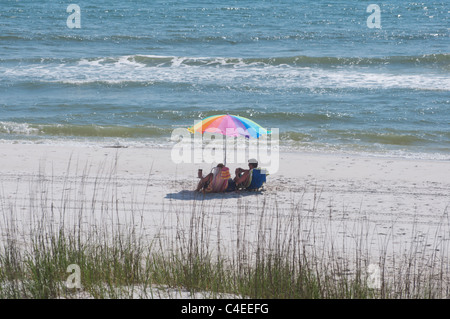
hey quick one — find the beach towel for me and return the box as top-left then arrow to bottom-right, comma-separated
205,166 -> 231,193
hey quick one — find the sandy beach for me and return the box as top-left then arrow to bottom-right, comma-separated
2,0 -> 449,301
1,142 -> 449,270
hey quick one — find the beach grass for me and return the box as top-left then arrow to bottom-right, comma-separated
0,160 -> 449,299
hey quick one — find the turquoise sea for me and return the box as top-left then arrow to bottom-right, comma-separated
1,1 -> 449,158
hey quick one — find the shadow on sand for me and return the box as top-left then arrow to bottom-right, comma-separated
164,190 -> 265,201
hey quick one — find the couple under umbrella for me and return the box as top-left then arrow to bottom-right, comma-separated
195,158 -> 262,193
188,114 -> 269,193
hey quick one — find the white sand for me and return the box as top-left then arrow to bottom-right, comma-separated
1,142 -> 449,286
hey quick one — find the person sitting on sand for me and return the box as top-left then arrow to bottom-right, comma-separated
196,163 -> 231,193
234,158 -> 259,189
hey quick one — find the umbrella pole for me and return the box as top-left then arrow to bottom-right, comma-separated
224,136 -> 227,166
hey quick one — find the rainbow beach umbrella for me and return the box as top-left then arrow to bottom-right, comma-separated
187,114 -> 270,165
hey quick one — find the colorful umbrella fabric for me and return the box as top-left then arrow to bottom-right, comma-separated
187,114 -> 269,138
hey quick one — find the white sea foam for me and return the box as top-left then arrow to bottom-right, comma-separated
2,55 -> 448,91
0,122 -> 40,135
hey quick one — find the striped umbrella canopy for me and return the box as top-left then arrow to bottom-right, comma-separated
187,114 -> 269,165
187,114 -> 269,138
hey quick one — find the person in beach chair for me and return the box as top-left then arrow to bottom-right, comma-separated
234,158 -> 268,191
195,163 -> 231,193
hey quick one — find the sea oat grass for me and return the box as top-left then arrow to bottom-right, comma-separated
0,161 -> 449,299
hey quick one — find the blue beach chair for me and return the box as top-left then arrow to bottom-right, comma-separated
245,168 -> 268,191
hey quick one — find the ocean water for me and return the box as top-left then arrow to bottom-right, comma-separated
1,1 -> 449,159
